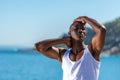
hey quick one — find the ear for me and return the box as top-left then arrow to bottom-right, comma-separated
68,31 -> 71,36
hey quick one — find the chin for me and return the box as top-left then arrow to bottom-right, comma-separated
79,37 -> 85,41
75,38 -> 84,41
72,36 -> 84,41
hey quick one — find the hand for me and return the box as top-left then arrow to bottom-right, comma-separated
74,16 -> 87,24
63,36 -> 71,48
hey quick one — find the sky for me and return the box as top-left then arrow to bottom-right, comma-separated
0,0 -> 120,48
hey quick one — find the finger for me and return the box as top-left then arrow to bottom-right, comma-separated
74,19 -> 83,23
74,18 -> 82,22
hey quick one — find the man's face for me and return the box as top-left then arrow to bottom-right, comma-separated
69,21 -> 86,41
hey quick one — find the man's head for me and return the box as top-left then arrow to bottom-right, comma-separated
68,21 -> 86,41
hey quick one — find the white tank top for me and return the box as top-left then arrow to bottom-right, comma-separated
62,46 -> 100,80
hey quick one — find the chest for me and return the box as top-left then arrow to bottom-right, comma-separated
69,50 -> 84,62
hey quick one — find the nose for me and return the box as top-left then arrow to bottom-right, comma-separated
77,29 -> 82,33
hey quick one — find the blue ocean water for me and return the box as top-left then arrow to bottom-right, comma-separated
0,51 -> 120,80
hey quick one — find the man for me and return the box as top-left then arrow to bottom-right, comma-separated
35,16 -> 106,80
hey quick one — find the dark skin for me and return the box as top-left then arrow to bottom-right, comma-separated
35,16 -> 106,63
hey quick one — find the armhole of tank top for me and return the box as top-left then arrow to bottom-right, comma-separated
63,48 -> 70,58
86,46 -> 100,64
61,49 -> 70,67
62,48 -> 72,63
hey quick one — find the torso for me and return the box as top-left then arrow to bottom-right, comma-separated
61,46 -> 100,80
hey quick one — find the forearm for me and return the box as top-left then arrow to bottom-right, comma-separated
35,37 -> 68,51
84,16 -> 106,33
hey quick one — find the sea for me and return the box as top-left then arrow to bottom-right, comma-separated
0,51 -> 120,80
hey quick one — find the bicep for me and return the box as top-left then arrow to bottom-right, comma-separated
91,31 -> 106,53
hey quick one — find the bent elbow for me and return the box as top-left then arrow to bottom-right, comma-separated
35,42 -> 45,52
99,26 -> 106,34
101,28 -> 106,33
34,43 -> 40,51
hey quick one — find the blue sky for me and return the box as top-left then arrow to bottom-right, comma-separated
0,0 -> 120,47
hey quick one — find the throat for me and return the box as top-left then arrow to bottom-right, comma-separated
71,39 -> 85,54
69,39 -> 86,61
71,45 -> 85,55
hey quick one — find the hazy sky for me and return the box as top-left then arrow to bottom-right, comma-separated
0,0 -> 120,47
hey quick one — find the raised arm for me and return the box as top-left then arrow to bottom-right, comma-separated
74,16 -> 106,59
35,37 -> 70,60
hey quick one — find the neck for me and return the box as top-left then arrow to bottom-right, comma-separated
71,38 -> 85,54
